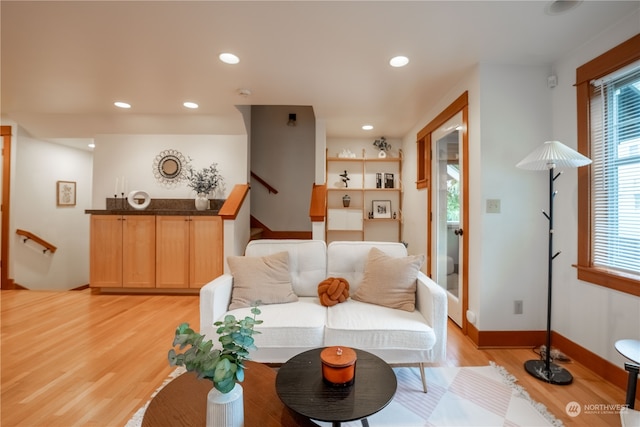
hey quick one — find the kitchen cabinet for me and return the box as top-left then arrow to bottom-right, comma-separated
156,216 -> 223,288
90,215 -> 156,288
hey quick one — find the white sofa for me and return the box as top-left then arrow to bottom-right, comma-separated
200,239 -> 447,392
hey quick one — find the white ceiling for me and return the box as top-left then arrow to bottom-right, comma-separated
2,1 -> 638,146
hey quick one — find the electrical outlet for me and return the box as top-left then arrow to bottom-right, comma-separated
486,199 -> 501,213
514,300 -> 523,315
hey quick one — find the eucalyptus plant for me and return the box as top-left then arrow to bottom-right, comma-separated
185,162 -> 224,195
168,304 -> 262,393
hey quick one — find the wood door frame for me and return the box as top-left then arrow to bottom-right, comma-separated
1,125 -> 13,289
417,92 -> 469,334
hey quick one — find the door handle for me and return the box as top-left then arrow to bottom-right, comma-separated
454,228 -> 463,236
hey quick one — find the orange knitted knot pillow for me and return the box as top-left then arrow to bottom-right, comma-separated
317,277 -> 350,307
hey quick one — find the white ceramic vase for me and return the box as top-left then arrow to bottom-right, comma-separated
206,383 -> 244,427
378,149 -> 387,158
195,193 -> 209,211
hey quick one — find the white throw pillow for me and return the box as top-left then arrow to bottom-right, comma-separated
352,247 -> 425,312
227,251 -> 298,310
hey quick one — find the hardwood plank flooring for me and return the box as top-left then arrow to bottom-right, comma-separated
1,290 -> 634,426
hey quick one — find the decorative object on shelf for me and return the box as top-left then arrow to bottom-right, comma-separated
127,190 -> 151,210
342,194 -> 351,207
287,113 -> 296,127
393,212 -> 397,219
337,149 -> 357,158
376,172 -> 382,188
368,211 -> 373,219
186,162 -> 225,210
195,193 -> 209,211
340,170 -> 350,188
516,140 -> 591,385
153,149 -> 188,187
56,180 -> 76,206
384,173 -> 395,188
372,200 -> 392,219
168,304 -> 262,427
373,137 -> 391,158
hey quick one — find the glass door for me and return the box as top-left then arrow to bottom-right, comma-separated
432,113 -> 463,326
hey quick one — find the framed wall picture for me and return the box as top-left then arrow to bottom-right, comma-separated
56,181 -> 76,206
372,200 -> 391,219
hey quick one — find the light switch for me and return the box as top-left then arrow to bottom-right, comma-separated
486,199 -> 501,213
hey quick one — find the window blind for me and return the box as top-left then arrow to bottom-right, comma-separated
589,61 -> 640,275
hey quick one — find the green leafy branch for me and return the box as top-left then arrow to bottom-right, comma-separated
168,304 -> 262,393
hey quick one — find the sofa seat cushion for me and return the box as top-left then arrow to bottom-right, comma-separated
325,300 -> 436,351
224,297 -> 326,349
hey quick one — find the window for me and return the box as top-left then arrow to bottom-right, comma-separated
576,34 -> 640,297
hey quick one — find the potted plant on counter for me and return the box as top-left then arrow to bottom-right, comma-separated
185,162 -> 224,211
168,304 -> 261,427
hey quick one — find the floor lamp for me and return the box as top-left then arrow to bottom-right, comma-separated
516,140 -> 592,385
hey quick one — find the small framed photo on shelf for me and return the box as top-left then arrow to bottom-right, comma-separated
372,200 -> 391,219
56,181 -> 76,206
384,173 -> 394,188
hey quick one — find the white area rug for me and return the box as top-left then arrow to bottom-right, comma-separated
126,362 -> 563,427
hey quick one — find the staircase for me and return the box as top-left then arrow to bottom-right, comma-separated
250,227 -> 264,241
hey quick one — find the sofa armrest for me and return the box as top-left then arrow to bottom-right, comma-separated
415,271 -> 448,362
199,274 -> 233,339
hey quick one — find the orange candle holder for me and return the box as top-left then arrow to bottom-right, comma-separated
320,346 -> 357,387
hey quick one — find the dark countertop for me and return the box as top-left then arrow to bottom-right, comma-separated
85,209 -> 219,216
86,197 -> 223,216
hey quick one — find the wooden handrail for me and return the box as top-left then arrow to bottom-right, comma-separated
218,184 -> 250,220
250,172 -> 278,194
309,183 -> 327,222
16,229 -> 57,253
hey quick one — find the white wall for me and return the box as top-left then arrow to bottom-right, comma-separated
250,106 -> 315,232
477,63 -> 554,331
92,134 -> 247,208
549,12 -> 640,366
400,11 -> 640,370
11,127 -> 93,290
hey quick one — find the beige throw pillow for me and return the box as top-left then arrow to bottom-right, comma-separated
227,251 -> 298,310
352,247 -> 425,312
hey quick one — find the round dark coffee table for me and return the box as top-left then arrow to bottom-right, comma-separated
275,348 -> 397,427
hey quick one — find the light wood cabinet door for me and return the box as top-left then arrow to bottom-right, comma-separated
90,215 -> 123,288
189,216 -> 223,288
122,215 -> 156,288
155,216 -> 190,288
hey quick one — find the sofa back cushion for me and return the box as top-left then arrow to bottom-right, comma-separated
327,241 -> 408,294
245,239 -> 327,297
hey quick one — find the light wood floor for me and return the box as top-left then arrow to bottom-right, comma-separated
1,290 -> 634,426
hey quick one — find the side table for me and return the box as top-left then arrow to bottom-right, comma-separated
275,347 -> 397,427
615,339 -> 640,409
141,361 -> 315,427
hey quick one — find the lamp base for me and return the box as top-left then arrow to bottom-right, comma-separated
524,360 -> 573,385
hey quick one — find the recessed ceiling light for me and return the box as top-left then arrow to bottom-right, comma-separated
88,143 -> 95,148
183,101 -> 199,109
114,101 -> 131,109
219,53 -> 240,64
362,125 -> 374,131
389,56 -> 409,68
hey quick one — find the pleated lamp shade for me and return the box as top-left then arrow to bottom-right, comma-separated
516,140 -> 592,170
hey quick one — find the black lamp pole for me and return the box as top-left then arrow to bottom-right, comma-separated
524,166 -> 573,385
